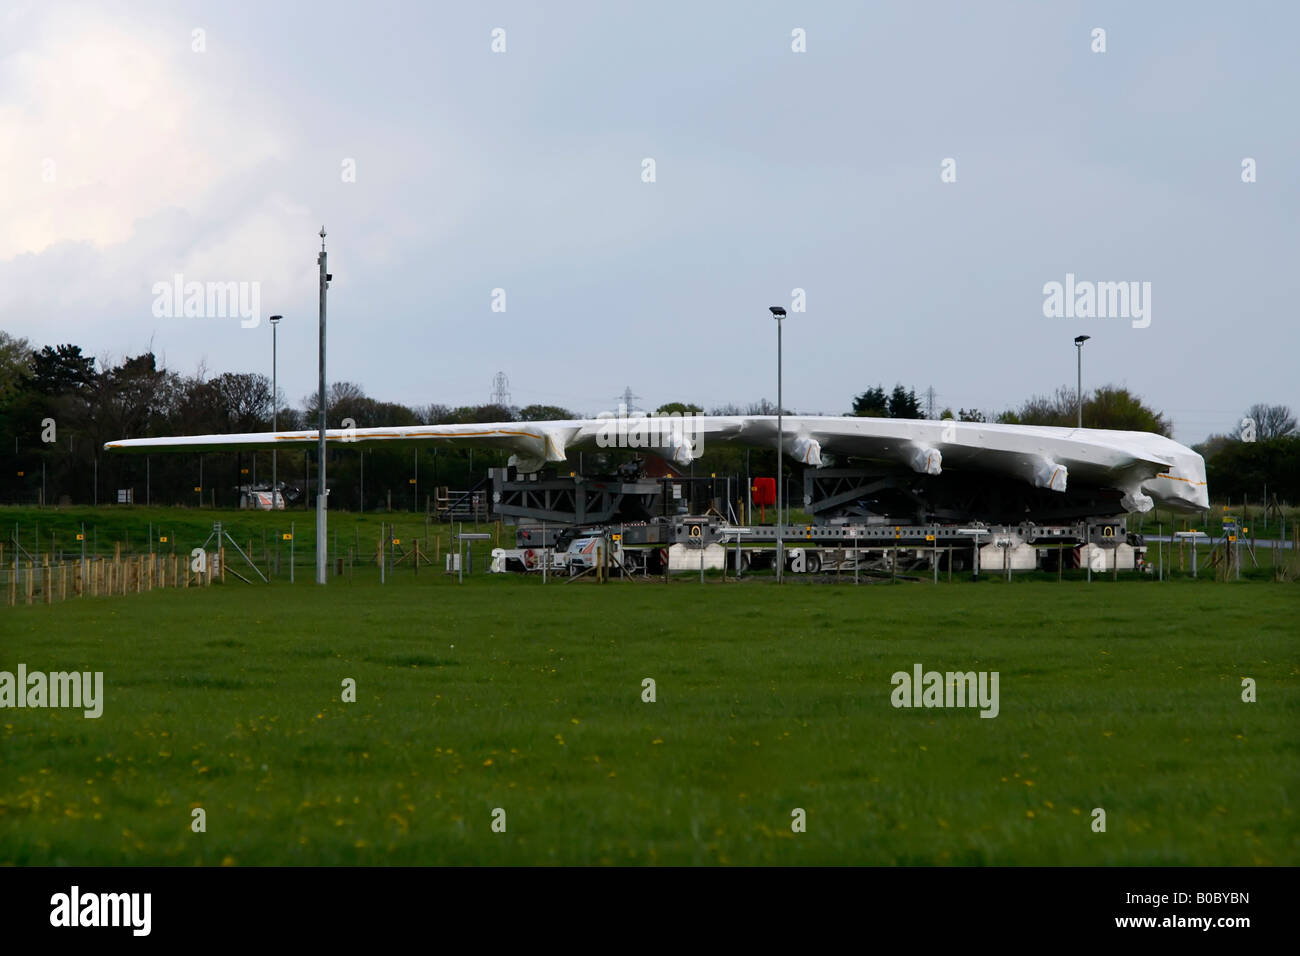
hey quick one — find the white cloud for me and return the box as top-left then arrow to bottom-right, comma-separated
0,5 -> 285,261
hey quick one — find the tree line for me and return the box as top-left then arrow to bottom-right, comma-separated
2,331 -> 1295,508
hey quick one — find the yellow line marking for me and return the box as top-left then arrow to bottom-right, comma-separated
272,429 -> 545,443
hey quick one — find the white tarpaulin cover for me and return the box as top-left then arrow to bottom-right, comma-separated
106,415 -> 1208,514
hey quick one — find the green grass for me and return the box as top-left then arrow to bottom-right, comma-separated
2,568 -> 1296,866
0,504 -> 484,563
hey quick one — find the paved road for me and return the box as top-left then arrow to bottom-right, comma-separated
1143,534 -> 1294,549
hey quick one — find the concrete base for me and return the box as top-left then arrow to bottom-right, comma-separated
1080,543 -> 1135,572
669,543 -> 726,571
979,539 -> 1037,571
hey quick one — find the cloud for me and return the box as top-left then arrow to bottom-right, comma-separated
0,4 -> 286,261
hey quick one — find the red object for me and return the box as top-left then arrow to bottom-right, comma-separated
752,477 -> 776,523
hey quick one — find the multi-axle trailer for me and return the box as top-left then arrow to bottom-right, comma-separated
489,513 -> 1147,578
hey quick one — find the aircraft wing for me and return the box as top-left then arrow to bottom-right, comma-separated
105,414 -> 1208,514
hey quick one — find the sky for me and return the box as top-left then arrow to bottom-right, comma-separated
1,0 -> 1296,444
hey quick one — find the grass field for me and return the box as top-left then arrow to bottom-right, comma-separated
2,563 -> 1296,866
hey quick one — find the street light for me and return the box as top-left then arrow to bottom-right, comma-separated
1074,335 -> 1090,428
770,305 -> 787,582
270,315 -> 282,511
316,228 -> 330,585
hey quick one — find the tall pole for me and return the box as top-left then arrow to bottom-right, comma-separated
777,317 -> 783,583
271,315 -> 280,510
1074,334 -> 1089,428
770,306 -> 787,583
316,229 -> 329,585
1076,345 -> 1082,428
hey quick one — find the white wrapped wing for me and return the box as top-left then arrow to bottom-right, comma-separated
106,415 -> 1207,513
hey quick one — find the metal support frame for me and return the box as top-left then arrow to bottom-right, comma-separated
491,470 -> 661,525
200,522 -> 268,583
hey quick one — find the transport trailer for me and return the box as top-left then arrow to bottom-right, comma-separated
489,515 -> 1147,576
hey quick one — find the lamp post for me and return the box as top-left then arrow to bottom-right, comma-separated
770,305 -> 787,582
1074,334 -> 1090,428
316,228 -> 331,585
270,314 -> 282,510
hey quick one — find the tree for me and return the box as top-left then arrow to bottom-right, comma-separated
518,404 -> 575,421
1006,386 -> 1077,426
999,384 -> 1171,436
303,381 -> 363,423
327,382 -> 374,427
1083,386 -> 1171,435
370,400 -> 421,427
1205,437 -> 1300,501
0,331 -> 33,405
209,373 -> 272,432
851,386 -> 887,417
655,402 -> 703,415
440,404 -> 515,424
170,372 -> 226,435
31,344 -> 97,395
1192,433 -> 1235,460
852,384 -> 921,419
887,384 -> 922,419
421,403 -> 452,424
1244,403 -> 1297,440
100,352 -> 172,440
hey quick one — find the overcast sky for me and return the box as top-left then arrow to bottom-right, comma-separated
2,0 -> 1296,443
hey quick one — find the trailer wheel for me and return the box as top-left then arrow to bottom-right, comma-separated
804,551 -> 822,574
